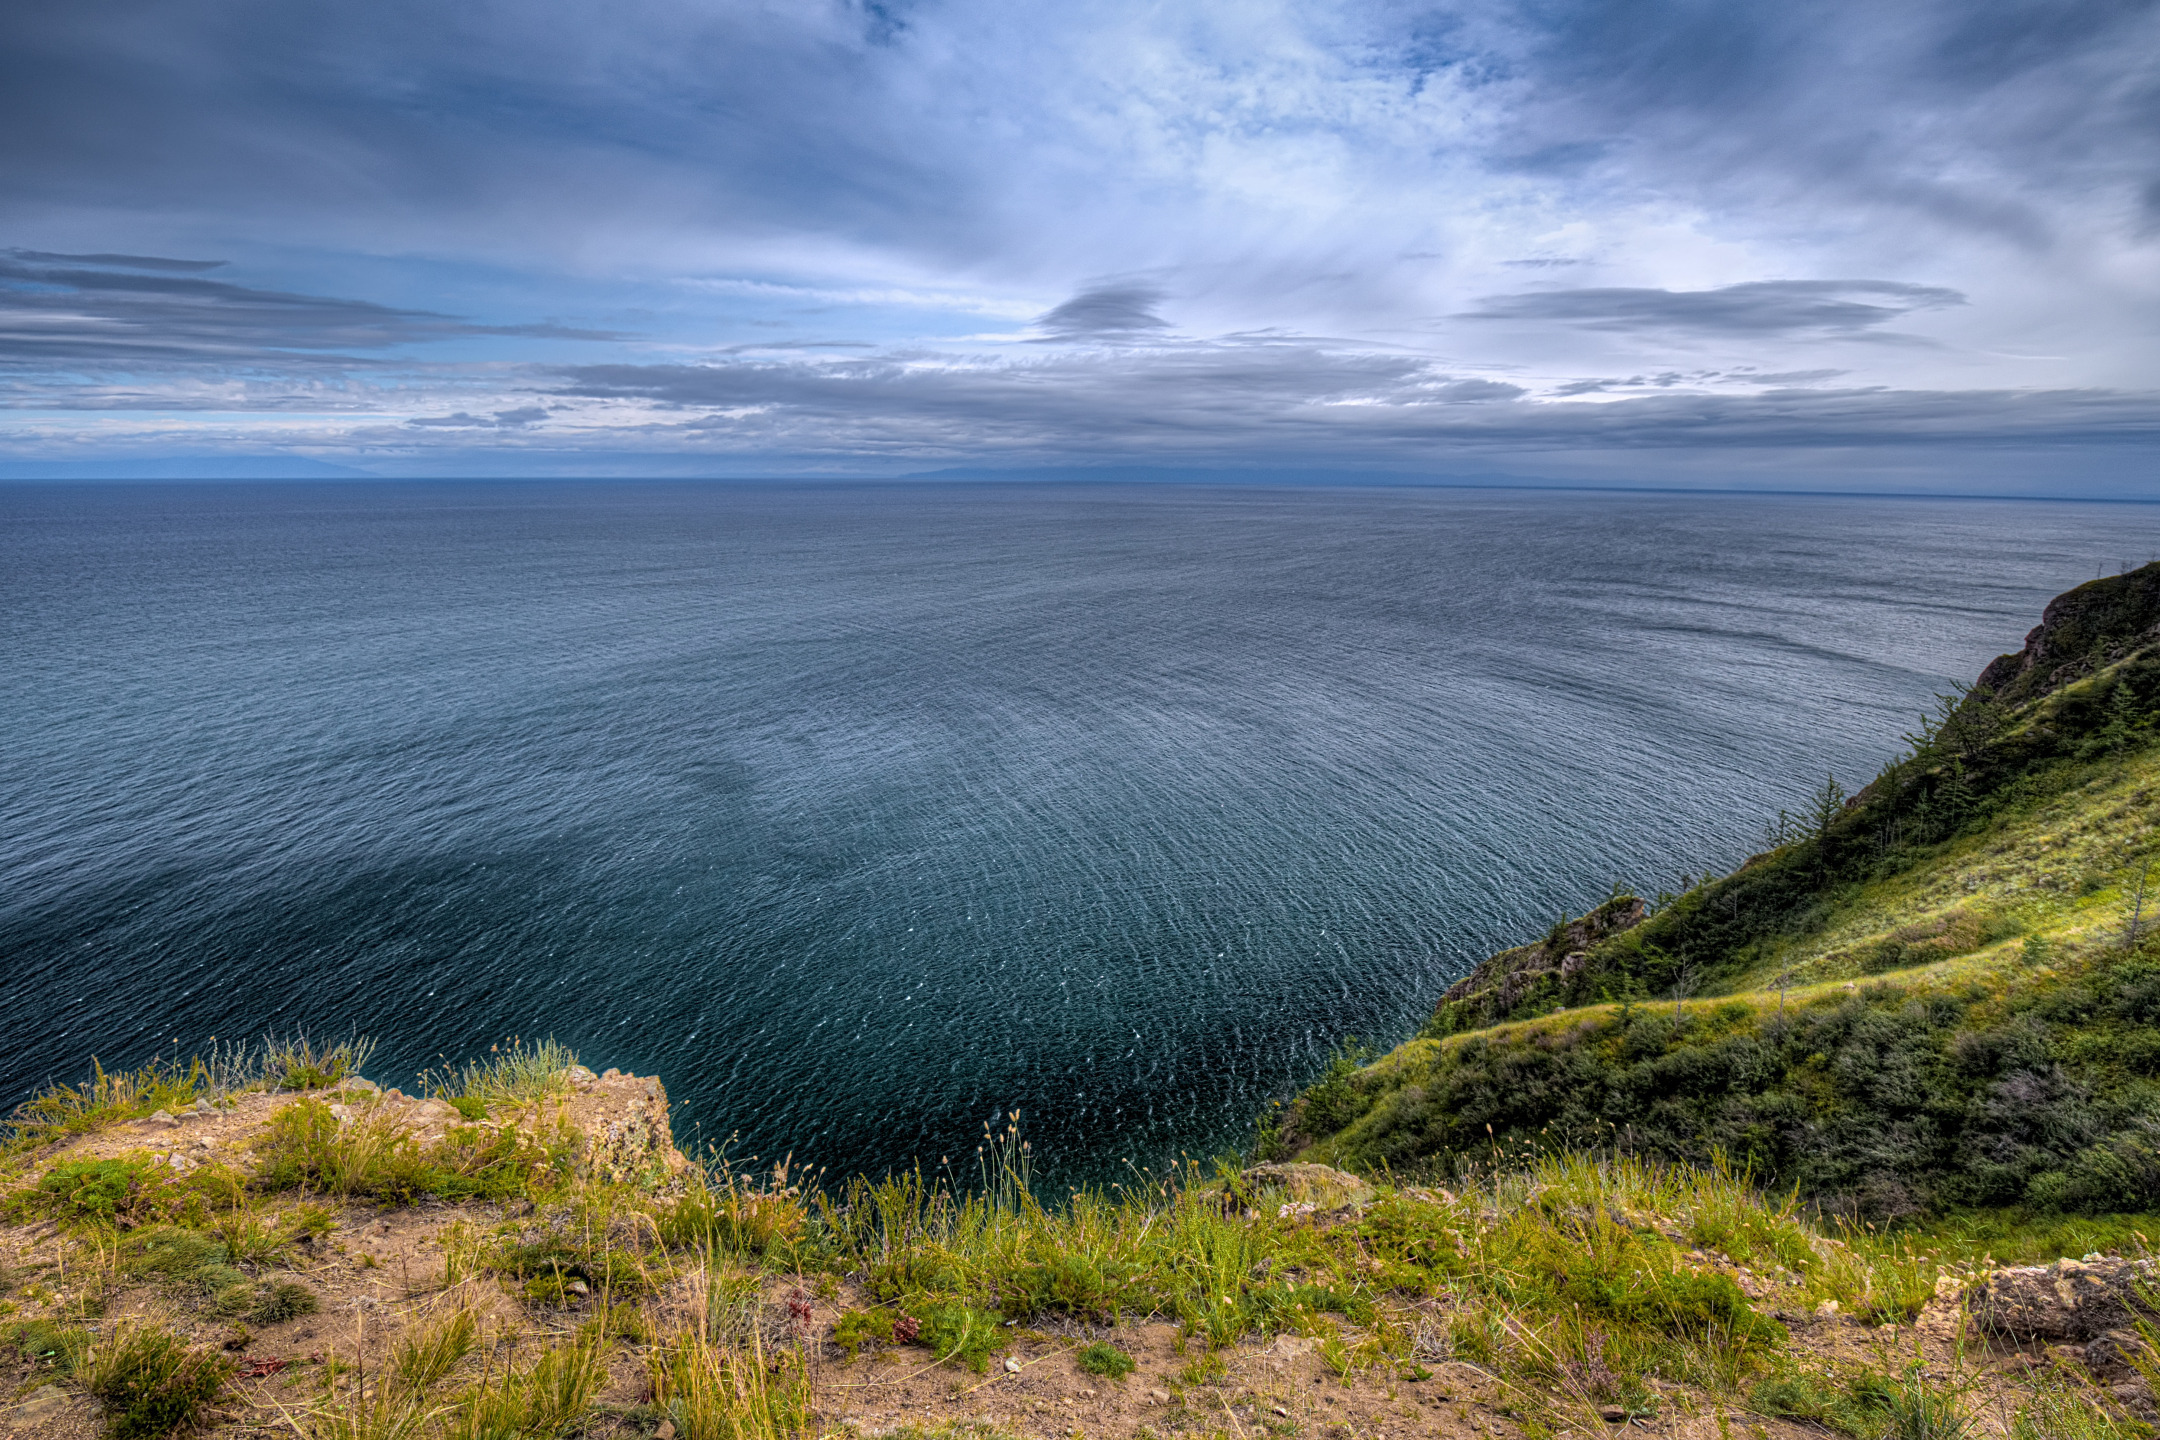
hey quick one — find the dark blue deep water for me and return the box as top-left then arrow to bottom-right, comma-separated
5,482 -> 2157,1187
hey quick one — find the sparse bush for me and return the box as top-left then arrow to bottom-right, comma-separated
32,1158 -> 158,1225
832,1308 -> 896,1358
82,1323 -> 233,1440
1077,1340 -> 1136,1380
252,1095 -> 571,1205
424,1037 -> 579,1107
7,1318 -> 90,1375
909,1300 -> 1005,1371
647,1331 -> 811,1440
123,1226 -> 248,1298
250,1279 -> 321,1324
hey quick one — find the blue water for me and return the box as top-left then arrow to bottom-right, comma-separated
4,482 -> 2156,1187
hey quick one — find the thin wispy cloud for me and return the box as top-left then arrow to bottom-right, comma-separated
1460,282 -> 1967,338
0,251 -> 622,368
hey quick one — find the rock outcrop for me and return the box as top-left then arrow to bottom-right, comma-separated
1231,1162 -> 1375,1215
564,1065 -> 691,1183
1977,560 -> 2160,704
1970,1256 -> 2157,1341
1430,893 -> 1647,1030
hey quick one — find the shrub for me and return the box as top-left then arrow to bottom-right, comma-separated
34,1159 -> 157,1224
253,1096 -> 570,1205
909,1301 -> 1005,1371
7,1318 -> 90,1375
123,1227 -> 248,1299
833,1308 -> 897,1358
82,1324 -> 233,1440
1077,1340 -> 1136,1380
249,1279 -> 322,1325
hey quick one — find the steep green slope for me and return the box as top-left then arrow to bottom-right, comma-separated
1266,563 -> 2160,1219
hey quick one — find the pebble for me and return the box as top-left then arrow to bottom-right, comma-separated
1149,1388 -> 1170,1404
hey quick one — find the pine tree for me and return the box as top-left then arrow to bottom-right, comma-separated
2101,679 -> 2142,754
1939,761 -> 1975,833
1809,773 -> 1848,840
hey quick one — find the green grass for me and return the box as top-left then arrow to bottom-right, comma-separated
251,1093 -> 575,1205
81,1323 -> 234,1440
2,1031 -> 376,1156
6,1317 -> 90,1375
1273,610 -> 2160,1216
1077,1339 -> 1137,1379
422,1036 -> 581,1106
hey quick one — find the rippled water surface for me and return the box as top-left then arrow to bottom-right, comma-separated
5,482 -> 2156,1185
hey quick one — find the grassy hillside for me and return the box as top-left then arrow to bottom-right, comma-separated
1265,563 -> 2160,1220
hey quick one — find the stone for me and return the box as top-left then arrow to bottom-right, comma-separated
1599,1405 -> 1628,1423
654,1423 -> 677,1440
9,1383 -> 71,1425
2082,1328 -> 2150,1381
147,1109 -> 176,1125
564,1071 -> 689,1184
1972,1257 -> 2157,1341
2111,1382 -> 2158,1422
1815,1299 -> 1840,1317
1233,1162 -> 1375,1212
1003,1356 -> 1023,1373
342,1078 -> 381,1094
1148,1389 -> 1171,1405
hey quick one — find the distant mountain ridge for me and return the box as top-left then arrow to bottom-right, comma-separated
0,456 -> 375,479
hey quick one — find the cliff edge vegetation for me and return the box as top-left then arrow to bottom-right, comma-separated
4,1036 -> 2155,1440
1266,562 -> 2160,1223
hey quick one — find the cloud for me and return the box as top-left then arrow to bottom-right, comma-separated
406,406 -> 551,429
8,248 -> 228,273
1461,281 -> 1967,337
1035,284 -> 1171,338
539,347 -> 2160,462
0,251 -> 621,368
0,0 -> 2155,482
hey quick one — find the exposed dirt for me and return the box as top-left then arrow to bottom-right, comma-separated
0,1082 -> 2118,1439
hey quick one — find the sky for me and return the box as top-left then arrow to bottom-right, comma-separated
2,0 -> 2158,490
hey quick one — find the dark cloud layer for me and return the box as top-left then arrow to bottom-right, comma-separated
0,251 -> 618,367
9,248 -> 227,273
547,349 -> 2160,460
1036,284 -> 1171,337
1462,281 -> 1966,337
